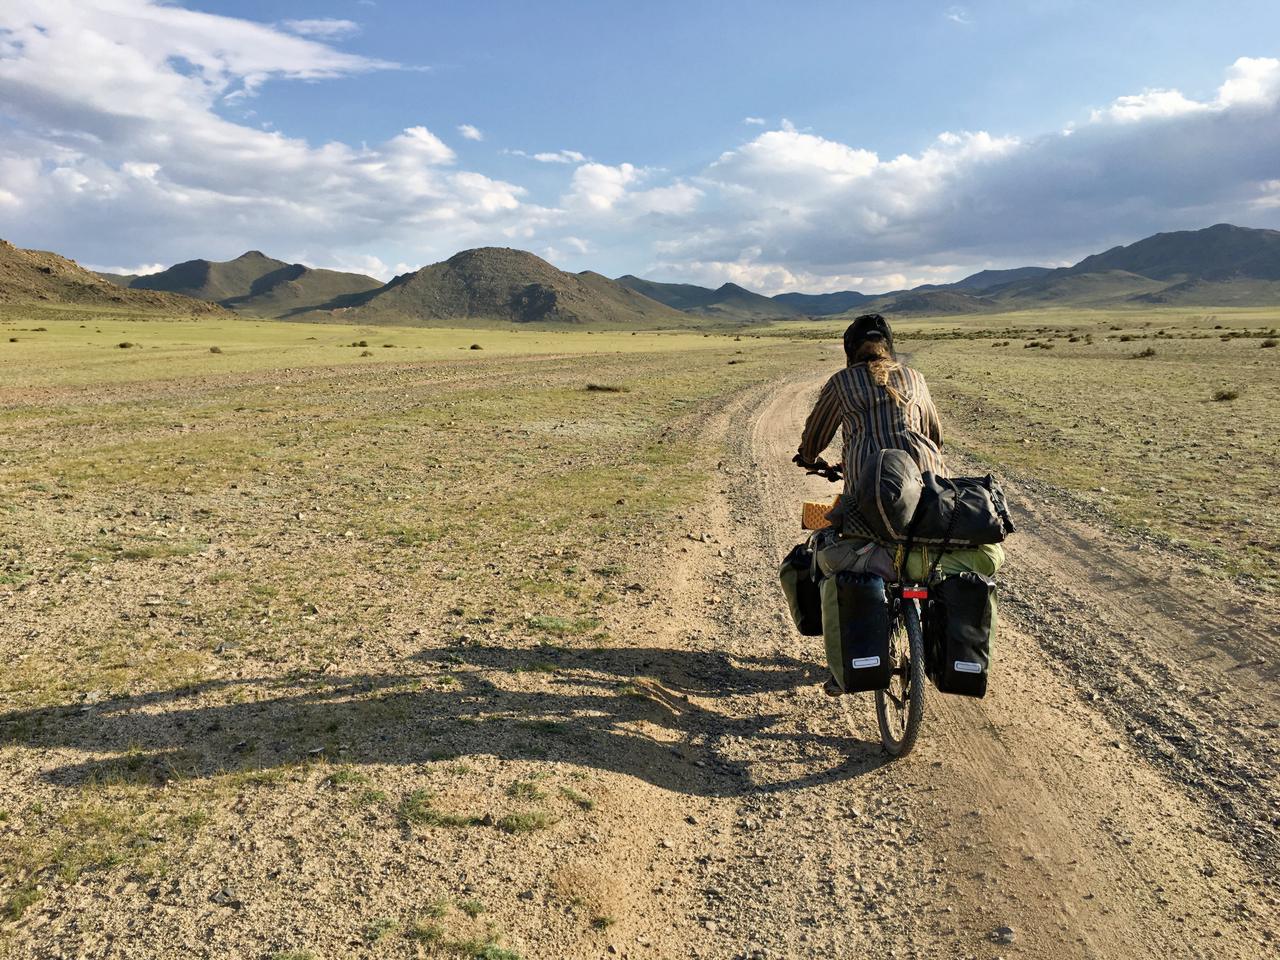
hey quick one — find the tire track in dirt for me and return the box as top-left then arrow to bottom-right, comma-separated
634,369 -> 1277,959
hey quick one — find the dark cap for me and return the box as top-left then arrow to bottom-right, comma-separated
843,313 -> 894,361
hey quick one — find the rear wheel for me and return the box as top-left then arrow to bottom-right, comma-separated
876,599 -> 925,757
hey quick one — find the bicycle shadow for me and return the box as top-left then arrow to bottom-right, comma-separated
0,639 -> 893,798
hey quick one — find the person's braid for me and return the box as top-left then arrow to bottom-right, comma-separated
859,341 -> 904,404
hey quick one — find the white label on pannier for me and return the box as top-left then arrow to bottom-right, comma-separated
953,660 -> 983,674
851,656 -> 881,669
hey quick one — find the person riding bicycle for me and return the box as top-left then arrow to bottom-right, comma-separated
794,314 -> 948,698
794,313 -> 946,513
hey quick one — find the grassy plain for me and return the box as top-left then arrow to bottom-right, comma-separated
1,301 -> 1276,956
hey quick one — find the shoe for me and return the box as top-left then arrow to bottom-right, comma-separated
823,677 -> 844,697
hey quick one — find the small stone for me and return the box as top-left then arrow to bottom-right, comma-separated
991,926 -> 1015,945
210,887 -> 241,909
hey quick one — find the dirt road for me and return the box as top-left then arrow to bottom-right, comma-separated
610,371 -> 1278,959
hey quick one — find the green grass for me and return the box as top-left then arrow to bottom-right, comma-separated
397,790 -> 483,829
558,786 -> 595,811
505,780 -> 546,801
363,917 -> 399,943
496,811 -> 557,834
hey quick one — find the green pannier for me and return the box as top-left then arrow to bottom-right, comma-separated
902,542 -> 1004,581
820,572 -> 892,692
925,572 -> 997,697
779,542 -> 823,636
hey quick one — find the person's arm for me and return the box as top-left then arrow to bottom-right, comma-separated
918,376 -> 943,448
796,375 -> 842,465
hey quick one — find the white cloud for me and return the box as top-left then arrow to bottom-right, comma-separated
0,0 -> 546,270
83,261 -> 168,276
647,57 -> 1280,290
1216,55 -> 1280,107
1091,88 -> 1209,123
944,6 -> 972,25
565,162 -> 641,212
457,123 -> 484,141
282,18 -> 360,39
743,116 -> 766,125
506,148 -> 588,164
564,163 -> 703,218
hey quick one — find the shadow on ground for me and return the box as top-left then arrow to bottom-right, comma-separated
1,641 -> 890,797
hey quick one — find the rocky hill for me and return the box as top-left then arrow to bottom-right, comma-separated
0,240 -> 224,314
302,248 -> 684,326
105,251 -> 381,316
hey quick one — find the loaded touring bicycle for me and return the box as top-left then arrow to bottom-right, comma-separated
779,452 -> 1014,757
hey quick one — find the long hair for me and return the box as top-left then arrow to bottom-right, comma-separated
855,338 -> 904,405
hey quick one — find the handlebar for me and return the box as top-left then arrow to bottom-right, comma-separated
793,454 -> 844,483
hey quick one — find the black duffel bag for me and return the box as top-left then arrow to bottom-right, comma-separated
779,542 -> 823,636
856,450 -> 1014,547
910,472 -> 1015,546
925,572 -> 996,697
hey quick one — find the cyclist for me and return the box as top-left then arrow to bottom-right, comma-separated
794,313 -> 945,504
793,314 -> 947,696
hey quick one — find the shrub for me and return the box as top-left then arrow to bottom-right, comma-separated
117,341 -> 134,349
470,343 -> 483,350
1262,339 -> 1277,348
1212,389 -> 1239,402
209,346 -> 222,354
585,383 -> 628,392
1132,347 -> 1157,359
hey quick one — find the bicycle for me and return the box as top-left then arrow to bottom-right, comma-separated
799,457 -> 927,757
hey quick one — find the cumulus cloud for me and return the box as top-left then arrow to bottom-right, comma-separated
282,18 -> 360,39
0,0 -> 544,268
457,123 -> 484,141
564,162 -> 702,217
645,56 -> 1280,292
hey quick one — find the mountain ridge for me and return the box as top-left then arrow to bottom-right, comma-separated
12,222 -> 1280,323
103,251 -> 381,316
294,247 -> 684,327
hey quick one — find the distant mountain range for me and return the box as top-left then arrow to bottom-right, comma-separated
10,222 -> 1280,325
615,275 -> 802,319
97,250 -> 382,317
618,223 -> 1280,318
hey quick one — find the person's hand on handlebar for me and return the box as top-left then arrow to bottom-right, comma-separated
792,451 -> 844,482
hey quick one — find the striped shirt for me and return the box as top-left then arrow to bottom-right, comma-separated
799,362 -> 946,506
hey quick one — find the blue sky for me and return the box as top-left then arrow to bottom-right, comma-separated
1,1 -> 1279,292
